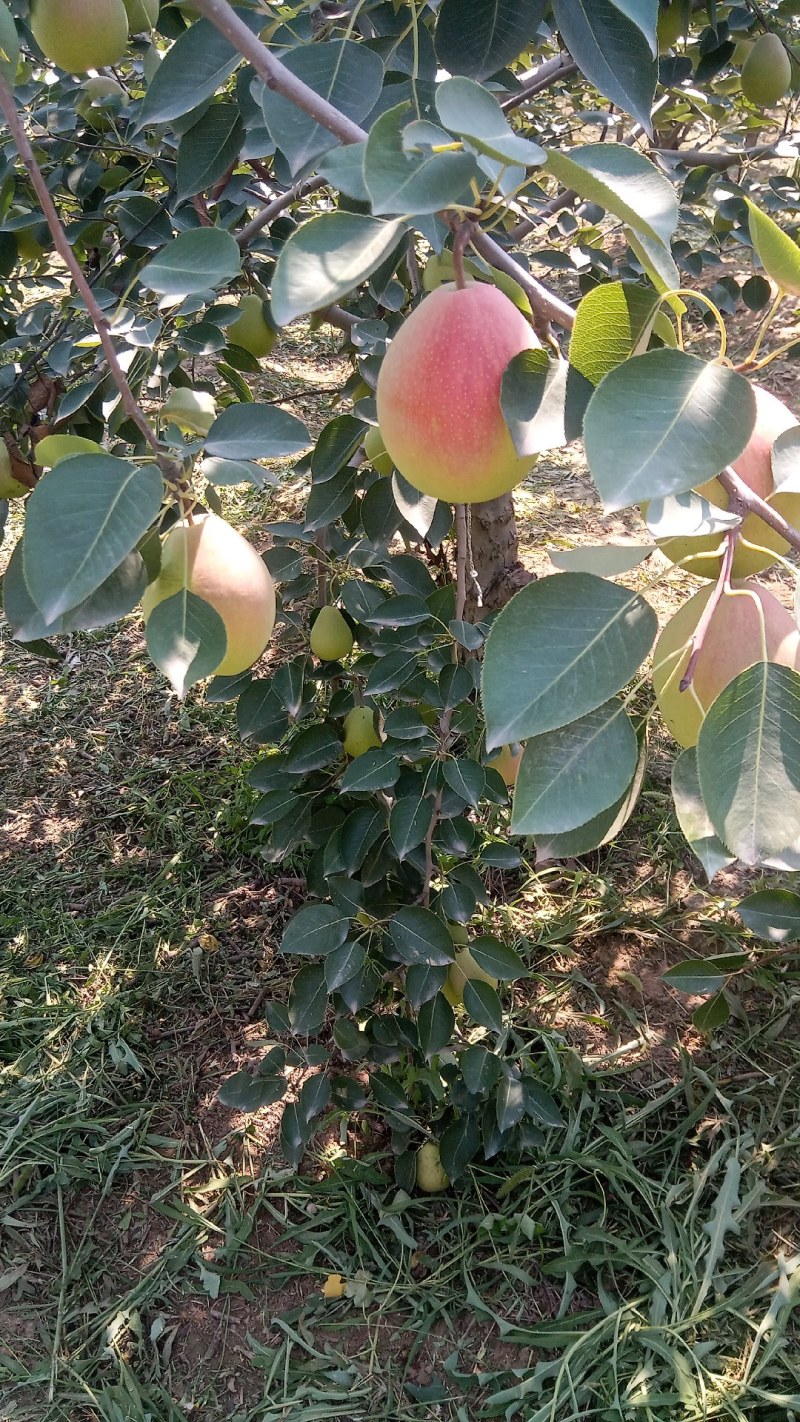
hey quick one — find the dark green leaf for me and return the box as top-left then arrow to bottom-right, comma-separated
671,747 -> 735,882
177,101 -> 243,199
271,213 -> 407,327
299,1073 -> 332,1124
281,904 -> 350,958
141,228 -> 241,298
261,40 -> 384,175
496,1072 -> 525,1132
435,0 -> 548,80
146,590 -> 227,698
364,102 -> 478,217
460,1045 -> 502,1096
418,993 -> 455,1059
205,402 -> 310,460
311,415 -> 366,483
551,0 -> 658,131
405,963 -> 448,1009
136,15 -> 260,127
217,1071 -> 286,1112
284,724 -> 342,775
340,747 -> 401,792
388,907 -> 455,967
522,1080 -> 564,1128
463,980 -> 503,1032
736,889 -> 800,943
442,758 -> 486,808
325,939 -> 367,992
663,961 -> 726,996
390,795 -> 434,858
469,936 -> 525,982
512,701 -> 638,835
436,77 -> 545,166
693,992 -> 730,1032
288,964 -> 328,1035
438,1114 -> 481,1181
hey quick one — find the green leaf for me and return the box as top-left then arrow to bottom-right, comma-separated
625,226 -> 681,296
136,15 -> 260,126
463,979 -> 503,1032
745,198 -> 800,297
23,456 -> 162,623
584,351 -> 757,512
693,992 -> 730,1032
145,589 -> 227,697
523,1080 -> 564,1128
438,1114 -> 480,1181
271,213 -> 407,327
418,993 -> 455,1060
512,700 -> 638,835
340,747 -> 401,792
442,758 -> 486,808
281,904 -> 351,958
435,78 -> 546,167
482,572 -> 657,747
4,543 -> 146,642
671,747 -> 735,883
364,103 -> 478,217
305,465 -> 359,532
569,281 -> 661,388
236,681 -> 286,742
434,0 -> 548,80
547,145 -> 676,250
201,457 -> 269,488
405,964 -> 448,1009
260,40 -> 383,175
698,663 -> 800,867
204,402 -> 310,460
288,964 -> 328,1035
663,961 -> 727,996
534,724 -> 647,862
736,889 -> 800,943
645,490 -> 741,542
177,101 -> 244,199
460,1045 -> 502,1096
312,415 -> 366,484
469,936 -> 525,981
141,228 -> 241,299
496,1072 -> 525,1132
0,1 -> 19,84
551,0 -> 658,131
548,544 -> 651,576
390,795 -> 434,858
388,907 -> 455,967
217,1070 -> 286,1112
283,725 -> 342,775
695,1155 -> 741,1315
325,939 -> 367,992
500,350 -> 570,459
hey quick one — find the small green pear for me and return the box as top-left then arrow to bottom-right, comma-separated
227,295 -> 277,359
342,707 -> 381,758
31,0 -> 129,73
741,33 -> 792,106
442,945 -> 498,1008
415,1141 -> 449,1193
487,742 -> 524,788
0,441 -> 29,498
310,605 -> 354,661
123,0 -> 159,29
364,425 -> 393,476
161,387 -> 216,437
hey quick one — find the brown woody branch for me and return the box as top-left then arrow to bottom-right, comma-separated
238,175 -> 326,249
501,53 -> 579,113
718,464 -> 800,556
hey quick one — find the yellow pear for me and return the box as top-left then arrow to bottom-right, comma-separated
415,1141 -> 449,1193
741,33 -> 792,106
227,295 -> 277,359
161,387 -> 216,437
142,512 -> 276,676
487,742 -> 523,787
0,441 -> 29,498
342,707 -> 381,758
442,945 -> 499,1008
310,605 -> 354,661
31,0 -> 129,73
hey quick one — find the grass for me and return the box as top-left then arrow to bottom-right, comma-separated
3,337 -> 800,1421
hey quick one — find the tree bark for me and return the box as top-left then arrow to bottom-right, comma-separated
468,495 -> 533,614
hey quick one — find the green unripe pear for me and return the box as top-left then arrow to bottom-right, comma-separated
123,0 -> 159,29
415,1141 -> 449,1193
657,2 -> 685,53
161,387 -> 216,437
342,707 -> 381,758
77,75 -> 125,128
310,605 -> 354,661
227,295 -> 277,359
732,37 -> 754,67
35,434 -> 103,466
364,425 -> 393,476
31,0 -> 129,73
741,33 -> 791,106
487,742 -> 523,788
448,921 -> 470,946
652,581 -> 800,748
442,945 -> 498,1008
142,512 -> 276,677
0,441 -> 29,498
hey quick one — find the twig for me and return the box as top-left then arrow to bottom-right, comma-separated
469,225 -> 576,330
679,521 -> 738,691
237,175 -> 326,249
651,143 -> 784,170
455,505 -> 468,623
0,75 -> 165,463
451,222 -> 471,290
500,54 -> 579,113
718,464 -> 800,556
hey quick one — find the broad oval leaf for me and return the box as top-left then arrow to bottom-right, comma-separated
551,0 -> 658,132
282,904 -> 351,958
434,0 -> 548,80
418,993 -> 455,1060
468,936 -> 525,982
745,198 -> 800,297
482,572 -> 657,748
177,101 -> 244,200
23,455 -> 162,622
260,40 -> 383,176
5,542 -> 146,641
141,228 -> 241,299
671,747 -> 735,883
271,213 -> 408,327
569,281 -> 661,388
534,725 -> 647,862
388,907 -> 455,967
663,961 -> 726,996
512,700 -> 638,835
205,402 -> 310,460
145,589 -> 227,698
584,351 -> 757,512
736,889 -> 800,944
547,144 -> 677,250
436,78 -> 546,167
548,544 -> 651,576
697,662 -> 800,866
438,1114 -> 481,1181
364,103 -> 478,217
135,15 -> 260,127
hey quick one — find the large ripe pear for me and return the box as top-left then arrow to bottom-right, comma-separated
652,580 -> 800,748
376,283 -> 541,504
655,384 -> 800,579
142,512 -> 276,676
741,33 -> 792,106
31,0 -> 129,73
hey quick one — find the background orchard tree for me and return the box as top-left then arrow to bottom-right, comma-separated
3,0 -> 800,1180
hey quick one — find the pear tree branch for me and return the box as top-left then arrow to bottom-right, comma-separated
718,464 -> 800,556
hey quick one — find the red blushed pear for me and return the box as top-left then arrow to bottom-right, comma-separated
376,283 -> 541,504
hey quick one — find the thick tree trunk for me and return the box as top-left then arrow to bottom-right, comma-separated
468,492 -> 534,614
